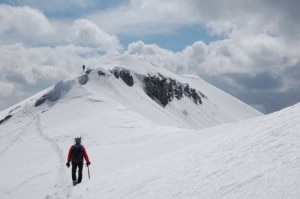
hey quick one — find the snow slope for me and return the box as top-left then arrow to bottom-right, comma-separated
3,55 -> 299,199
0,55 -> 261,130
70,55 -> 261,129
103,55 -> 262,127
1,89 -> 299,199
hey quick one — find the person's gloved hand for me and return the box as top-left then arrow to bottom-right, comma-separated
66,162 -> 70,168
86,161 -> 91,166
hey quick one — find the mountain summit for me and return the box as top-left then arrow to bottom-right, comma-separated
2,55 -> 261,130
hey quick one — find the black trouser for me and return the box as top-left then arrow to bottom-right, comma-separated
72,162 -> 83,183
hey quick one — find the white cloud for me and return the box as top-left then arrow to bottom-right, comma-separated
127,41 -> 173,56
0,5 -> 53,43
0,43 -> 112,110
125,33 -> 300,113
0,82 -> 15,98
0,44 -> 67,88
1,1 -> 300,113
181,41 -> 208,69
68,19 -> 122,53
0,5 -> 122,53
78,0 -> 300,46
0,43 -> 109,83
126,35 -> 300,90
127,41 -> 183,72
185,0 -> 300,43
87,0 -> 199,35
0,5 -> 124,110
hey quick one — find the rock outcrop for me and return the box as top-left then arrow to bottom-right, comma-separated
34,66 -> 206,109
143,74 -> 206,106
78,74 -> 89,85
35,81 -> 72,107
0,114 -> 12,125
111,69 -> 134,87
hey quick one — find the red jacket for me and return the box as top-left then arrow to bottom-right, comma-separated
67,145 -> 90,163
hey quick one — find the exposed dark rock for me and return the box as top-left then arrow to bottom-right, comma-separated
143,74 -> 173,106
78,74 -> 89,85
9,106 -> 21,114
183,84 -> 191,97
0,114 -> 12,125
48,81 -> 64,102
143,74 -> 206,106
174,84 -> 183,100
35,81 -> 72,107
111,69 -> 134,87
182,85 -> 202,105
85,69 -> 92,75
113,70 -> 120,79
191,88 -> 202,104
98,70 -> 106,76
119,70 -> 134,86
35,95 -> 47,107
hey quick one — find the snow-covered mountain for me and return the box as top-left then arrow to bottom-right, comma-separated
1,55 -> 260,129
2,55 -> 299,199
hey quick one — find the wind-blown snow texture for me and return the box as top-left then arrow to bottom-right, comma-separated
2,55 -> 299,199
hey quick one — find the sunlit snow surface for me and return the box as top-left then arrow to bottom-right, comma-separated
2,56 -> 298,199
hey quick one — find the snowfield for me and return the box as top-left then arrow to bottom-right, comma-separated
1,56 -> 299,198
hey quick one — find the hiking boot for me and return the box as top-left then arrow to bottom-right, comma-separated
73,180 -> 78,186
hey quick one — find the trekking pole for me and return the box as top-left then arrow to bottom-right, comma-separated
87,165 -> 90,179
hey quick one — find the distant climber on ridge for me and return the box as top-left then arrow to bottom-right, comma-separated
82,65 -> 86,71
66,137 -> 91,186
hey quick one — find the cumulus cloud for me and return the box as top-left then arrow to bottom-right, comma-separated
81,0 -> 300,47
0,5 -> 122,51
87,0 -> 199,35
1,1 -> 300,113
184,0 -> 300,44
0,43 -> 112,84
0,5 -> 53,43
127,41 -> 183,72
68,19 -> 122,53
0,5 -> 124,110
0,43 -> 110,110
126,35 -> 300,113
0,82 -> 15,98
1,44 -> 70,91
127,36 -> 299,79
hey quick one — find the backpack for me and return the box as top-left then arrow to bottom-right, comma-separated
71,144 -> 83,163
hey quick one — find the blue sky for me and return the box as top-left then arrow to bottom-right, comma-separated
120,24 -> 224,52
1,0 -> 300,113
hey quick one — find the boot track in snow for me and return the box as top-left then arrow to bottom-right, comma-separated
27,105 -> 73,198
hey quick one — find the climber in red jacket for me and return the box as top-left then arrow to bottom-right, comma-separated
66,137 -> 90,186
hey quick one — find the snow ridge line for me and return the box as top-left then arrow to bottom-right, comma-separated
26,105 -> 72,198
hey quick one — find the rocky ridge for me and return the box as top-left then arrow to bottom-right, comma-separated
34,67 -> 207,108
